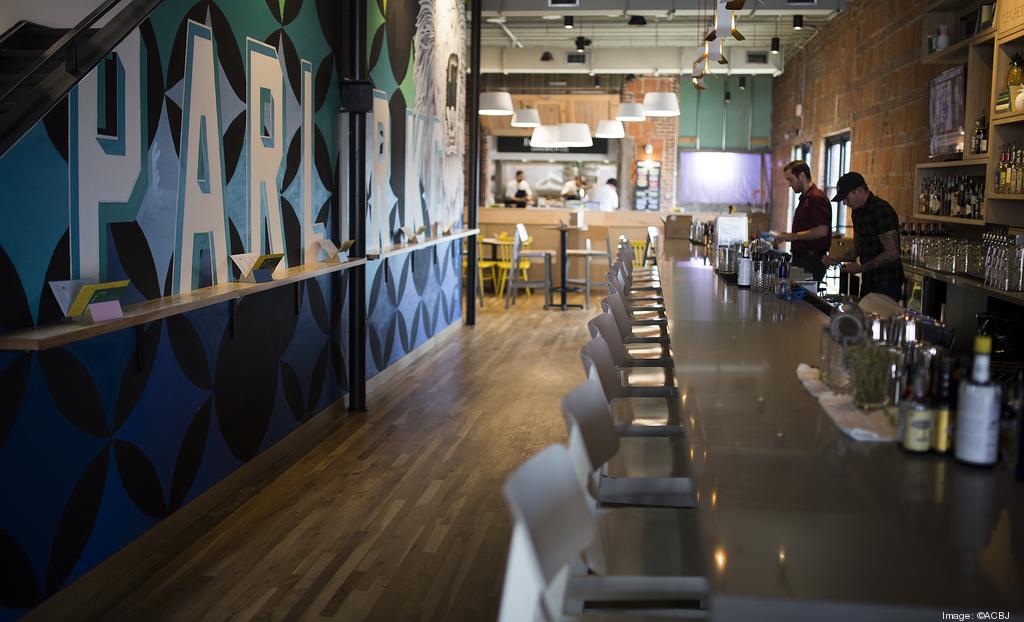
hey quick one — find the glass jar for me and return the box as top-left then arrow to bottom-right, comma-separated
825,341 -> 853,394
848,342 -> 895,409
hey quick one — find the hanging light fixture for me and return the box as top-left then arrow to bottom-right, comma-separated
563,16 -> 574,29
793,15 -> 803,30
575,36 -> 592,54
511,107 -> 541,128
530,125 -> 560,148
739,77 -> 747,90
642,92 -> 679,117
595,119 -> 625,139
479,91 -> 514,115
628,15 -> 647,26
615,103 -> 646,122
725,91 -> 732,104
558,123 -> 593,147
771,37 -> 780,54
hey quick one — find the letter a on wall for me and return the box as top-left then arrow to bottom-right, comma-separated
246,38 -> 287,265
173,20 -> 230,294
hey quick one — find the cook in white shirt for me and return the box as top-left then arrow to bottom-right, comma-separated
560,176 -> 584,200
591,178 -> 620,212
504,170 -> 533,206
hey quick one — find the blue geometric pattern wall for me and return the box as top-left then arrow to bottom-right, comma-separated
0,0 -> 346,619
364,0 -> 467,379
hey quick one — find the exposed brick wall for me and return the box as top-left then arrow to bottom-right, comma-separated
624,76 -> 680,210
770,0 -> 939,231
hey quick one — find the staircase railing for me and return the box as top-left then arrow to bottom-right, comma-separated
0,0 -> 165,157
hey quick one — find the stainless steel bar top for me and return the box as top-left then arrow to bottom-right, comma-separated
661,241 -> 1024,622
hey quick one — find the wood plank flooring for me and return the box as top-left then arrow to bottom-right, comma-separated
90,291 -> 597,621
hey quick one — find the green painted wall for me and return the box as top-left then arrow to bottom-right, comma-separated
679,75 -> 772,151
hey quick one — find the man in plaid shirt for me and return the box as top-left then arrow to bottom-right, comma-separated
823,172 -> 905,301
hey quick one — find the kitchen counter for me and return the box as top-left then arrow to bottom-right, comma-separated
661,240 -> 1024,621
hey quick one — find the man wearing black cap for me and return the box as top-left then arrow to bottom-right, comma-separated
823,172 -> 904,301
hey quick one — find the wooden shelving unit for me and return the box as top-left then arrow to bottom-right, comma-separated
915,158 -> 989,169
0,257 -> 367,351
922,26 -> 996,64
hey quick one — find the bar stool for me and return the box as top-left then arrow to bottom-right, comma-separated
498,445 -> 708,622
588,312 -> 675,387
602,292 -> 670,346
562,370 -> 693,509
566,231 -> 613,310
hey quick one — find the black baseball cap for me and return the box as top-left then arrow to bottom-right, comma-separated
831,172 -> 867,202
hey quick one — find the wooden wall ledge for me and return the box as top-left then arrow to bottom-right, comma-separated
0,258 -> 368,351
366,229 -> 479,260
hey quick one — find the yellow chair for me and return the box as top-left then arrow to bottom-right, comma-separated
463,240 -> 498,306
630,240 -> 648,270
495,238 -> 535,298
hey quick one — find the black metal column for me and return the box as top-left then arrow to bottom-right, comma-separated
347,0 -> 368,412
465,0 -> 482,325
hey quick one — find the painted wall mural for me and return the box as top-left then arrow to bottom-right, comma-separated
364,0 -> 466,378
0,0 -> 346,618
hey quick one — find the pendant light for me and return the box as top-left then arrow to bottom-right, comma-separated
478,91 -> 514,116
563,16 -> 574,29
643,92 -> 679,117
771,37 -> 780,54
793,15 -> 803,30
615,103 -> 646,122
530,125 -> 560,148
557,123 -> 593,147
595,119 -> 625,139
511,107 -> 541,128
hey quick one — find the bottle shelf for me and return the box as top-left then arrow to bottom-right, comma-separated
916,157 -> 989,169
914,213 -> 987,225
986,191 -> 1024,200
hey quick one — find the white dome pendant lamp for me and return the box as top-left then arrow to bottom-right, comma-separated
642,92 -> 679,117
595,119 -> 625,139
615,102 -> 646,122
557,123 -> 593,147
479,91 -> 514,116
511,106 -> 541,128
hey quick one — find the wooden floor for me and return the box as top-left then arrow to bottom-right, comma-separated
93,291 -> 597,621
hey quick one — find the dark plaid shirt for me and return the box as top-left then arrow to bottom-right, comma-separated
851,193 -> 904,290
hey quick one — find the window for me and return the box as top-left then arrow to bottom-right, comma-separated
786,142 -> 811,229
824,132 -> 851,235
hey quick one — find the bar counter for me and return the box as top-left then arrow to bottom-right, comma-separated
661,241 -> 1024,621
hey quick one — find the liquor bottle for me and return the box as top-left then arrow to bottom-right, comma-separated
901,364 -> 934,453
931,357 -> 955,453
737,242 -> 752,288
972,119 -> 982,154
998,146 -> 1007,192
979,116 -> 988,154
955,336 -> 1002,466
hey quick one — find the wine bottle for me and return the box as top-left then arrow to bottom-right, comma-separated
955,336 -> 1002,466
